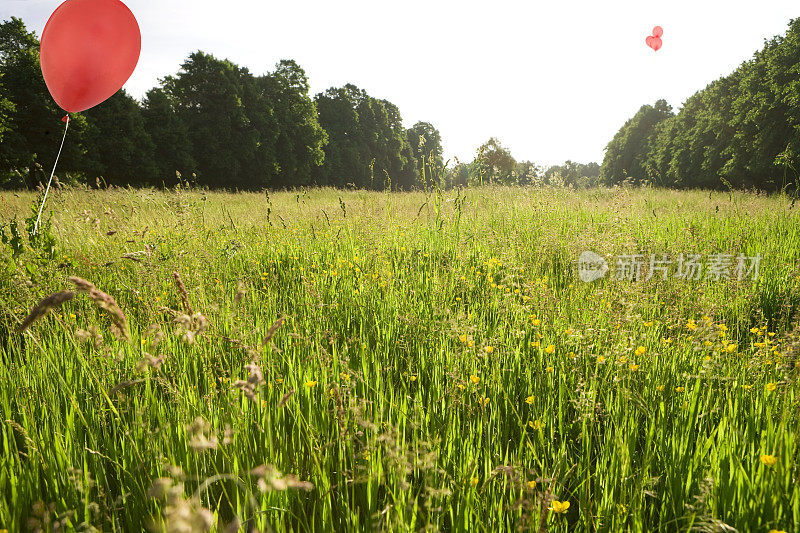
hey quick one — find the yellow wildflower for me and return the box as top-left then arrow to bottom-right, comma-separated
529,419 -> 544,430
470,375 -> 481,384
545,345 -> 555,354
760,454 -> 777,467
549,500 -> 570,514
525,395 -> 534,404
635,346 -> 646,356
766,382 -> 777,392
305,380 -> 318,388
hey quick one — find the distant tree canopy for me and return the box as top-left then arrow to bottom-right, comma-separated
7,14 -> 800,191
0,18 -> 438,191
406,121 -> 444,187
312,84 -> 419,190
602,17 -> 800,191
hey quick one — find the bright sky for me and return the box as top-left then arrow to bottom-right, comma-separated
3,1 -> 799,166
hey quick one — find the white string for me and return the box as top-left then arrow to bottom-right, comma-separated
34,115 -> 69,236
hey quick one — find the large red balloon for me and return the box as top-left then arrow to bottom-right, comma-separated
646,35 -> 663,52
40,0 -> 141,113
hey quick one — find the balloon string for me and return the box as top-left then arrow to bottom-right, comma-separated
34,115 -> 69,236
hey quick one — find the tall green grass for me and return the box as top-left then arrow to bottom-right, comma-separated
0,185 -> 798,531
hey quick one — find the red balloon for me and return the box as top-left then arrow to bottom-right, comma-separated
652,26 -> 663,38
646,35 -> 663,51
40,0 -> 141,113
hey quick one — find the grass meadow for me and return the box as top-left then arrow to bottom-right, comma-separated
0,185 -> 799,532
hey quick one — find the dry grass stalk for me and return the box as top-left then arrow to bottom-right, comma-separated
234,280 -> 247,306
233,362 -> 265,401
277,389 -> 295,408
69,277 -> 130,341
18,291 -> 75,333
261,316 -> 285,346
172,271 -> 193,315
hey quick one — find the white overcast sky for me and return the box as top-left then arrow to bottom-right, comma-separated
3,1 -> 799,166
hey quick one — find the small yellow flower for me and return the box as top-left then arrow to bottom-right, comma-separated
459,334 -> 468,343
597,356 -> 606,363
530,341 -> 540,348
479,396 -> 490,406
470,375 -> 480,384
635,346 -> 646,356
726,343 -> 737,353
656,385 -> 665,392
766,382 -> 777,392
686,320 -> 697,331
760,454 -> 777,467
305,380 -> 318,388
545,344 -> 555,354
644,321 -> 653,327
457,384 -> 466,390
629,364 -> 639,371
546,366 -> 554,373
467,340 -> 475,347
675,386 -> 684,392
485,346 -> 494,354
564,328 -> 573,335
409,376 -> 417,382
742,384 -> 752,390
531,318 -> 541,326
750,327 -> 760,334
527,480 -> 537,489
525,395 -> 534,404
618,356 -> 628,364
529,419 -> 544,430
549,500 -> 570,514
567,351 -> 577,359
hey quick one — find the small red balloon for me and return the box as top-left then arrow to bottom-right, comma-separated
652,26 -> 663,38
40,0 -> 141,113
646,35 -> 663,51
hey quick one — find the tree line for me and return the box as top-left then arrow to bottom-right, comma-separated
601,18 -> 800,191
0,17 -> 447,191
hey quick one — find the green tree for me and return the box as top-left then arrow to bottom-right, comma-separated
601,99 -> 673,185
80,90 -> 157,186
314,85 -> 416,190
260,60 -> 327,188
162,51 -> 262,189
0,17 -> 84,188
473,137 -> 516,184
407,121 -> 443,188
142,87 -> 196,186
